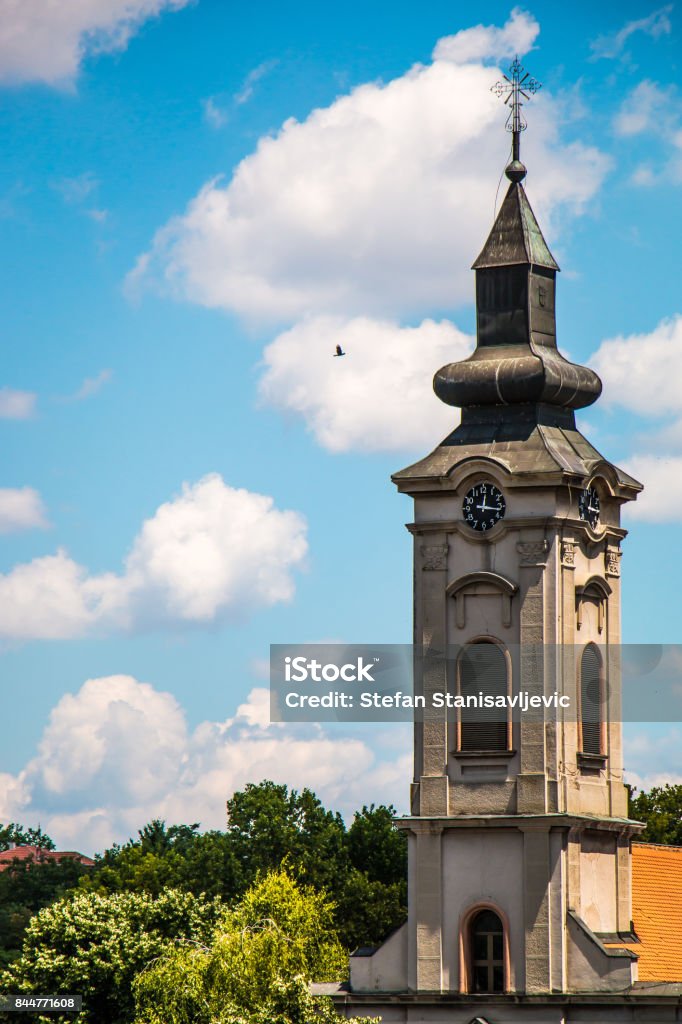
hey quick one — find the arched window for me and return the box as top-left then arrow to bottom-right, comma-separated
470,909 -> 505,992
580,644 -> 603,755
458,642 -> 509,751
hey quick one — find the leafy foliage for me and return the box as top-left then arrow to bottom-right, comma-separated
629,783 -> 682,845
0,857 -> 92,968
133,871 -> 373,1024
0,782 -> 407,1020
0,889 -> 220,1024
81,783 -> 407,949
0,824 -> 55,852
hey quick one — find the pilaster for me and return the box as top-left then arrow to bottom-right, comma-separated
417,535 -> 449,815
517,538 -> 548,813
412,822 -> 444,991
521,822 -> 552,993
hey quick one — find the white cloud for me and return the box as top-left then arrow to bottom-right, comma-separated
123,474 -> 307,622
0,549 -> 122,640
0,386 -> 36,419
611,80 -> 682,184
624,725 -> 682,792
621,455 -> 682,523
0,487 -> 49,534
591,316 -> 682,522
1,679 -> 411,852
259,316 -> 471,453
234,59 -> 278,106
70,369 -> 113,401
128,18 -> 609,324
0,474 -> 308,640
202,96 -> 229,130
0,0 -> 192,87
591,5 -> 673,60
591,314 -> 682,417
613,80 -> 675,138
433,7 -> 539,63
52,172 -> 98,204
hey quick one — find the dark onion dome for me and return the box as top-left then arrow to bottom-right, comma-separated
434,168 -> 602,412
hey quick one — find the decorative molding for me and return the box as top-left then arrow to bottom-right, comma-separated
605,545 -> 621,578
561,539 -> 576,568
575,576 -> 612,633
421,543 -> 448,571
447,571 -> 519,629
516,539 -> 549,566
406,518 -> 628,544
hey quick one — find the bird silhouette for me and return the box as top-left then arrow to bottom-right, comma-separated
333,344 -> 346,357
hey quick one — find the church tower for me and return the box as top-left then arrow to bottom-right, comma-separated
336,59 -> 652,1016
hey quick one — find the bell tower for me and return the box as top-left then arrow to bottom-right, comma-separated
341,58 -> 647,1010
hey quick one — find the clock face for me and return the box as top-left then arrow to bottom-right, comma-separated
578,486 -> 600,528
462,482 -> 506,532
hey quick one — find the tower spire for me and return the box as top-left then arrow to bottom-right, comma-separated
431,56 -> 601,418
491,55 -> 542,183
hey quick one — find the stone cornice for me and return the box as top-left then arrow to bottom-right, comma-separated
406,517 -> 628,545
394,813 -> 645,836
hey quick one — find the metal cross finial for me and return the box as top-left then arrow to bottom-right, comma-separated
491,56 -> 542,174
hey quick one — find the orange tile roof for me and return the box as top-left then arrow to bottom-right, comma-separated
609,843 -> 682,982
0,846 -> 94,871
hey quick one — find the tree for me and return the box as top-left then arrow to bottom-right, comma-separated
0,824 -> 55,852
225,782 -> 347,893
0,857 -> 92,968
81,830 -> 241,903
224,784 -> 408,948
80,787 -> 408,950
346,805 -> 406,885
133,871 -> 374,1024
0,889 -> 220,1024
629,784 -> 682,845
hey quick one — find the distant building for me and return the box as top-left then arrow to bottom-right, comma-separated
0,845 -> 94,871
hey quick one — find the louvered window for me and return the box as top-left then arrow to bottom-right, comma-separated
459,643 -> 508,751
580,645 -> 602,755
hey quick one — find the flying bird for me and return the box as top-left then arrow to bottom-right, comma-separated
333,345 -> 346,357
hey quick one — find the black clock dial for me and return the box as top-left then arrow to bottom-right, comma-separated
462,482 -> 506,532
578,486 -> 600,528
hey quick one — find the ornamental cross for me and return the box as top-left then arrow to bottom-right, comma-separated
491,56 -> 542,163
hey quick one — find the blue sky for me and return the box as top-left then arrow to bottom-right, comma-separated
0,1 -> 681,852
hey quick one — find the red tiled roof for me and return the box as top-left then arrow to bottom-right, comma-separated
606,843 -> 682,982
0,845 -> 94,871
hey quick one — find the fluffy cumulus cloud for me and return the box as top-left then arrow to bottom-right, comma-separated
591,315 -> 682,523
0,474 -> 307,640
2,677 -> 411,852
259,316 -> 471,452
621,456 -> 682,524
0,487 -> 48,533
591,314 -> 682,418
433,6 -> 539,63
0,0 -> 191,87
128,11 -> 609,325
